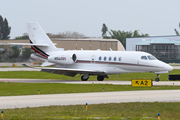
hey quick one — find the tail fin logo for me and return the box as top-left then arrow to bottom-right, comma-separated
30,40 -> 49,58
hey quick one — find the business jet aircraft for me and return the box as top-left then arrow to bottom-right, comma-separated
2,22 -> 173,81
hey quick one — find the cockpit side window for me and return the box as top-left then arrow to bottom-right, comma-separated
147,55 -> 156,60
141,56 -> 147,60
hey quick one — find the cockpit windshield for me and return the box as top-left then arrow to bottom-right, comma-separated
141,56 -> 147,60
147,55 -> 156,60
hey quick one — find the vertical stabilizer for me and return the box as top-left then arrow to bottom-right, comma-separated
26,22 -> 57,54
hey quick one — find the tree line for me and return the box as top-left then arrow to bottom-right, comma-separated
101,23 -> 149,49
0,45 -> 31,62
0,15 -> 11,40
102,23 -> 180,49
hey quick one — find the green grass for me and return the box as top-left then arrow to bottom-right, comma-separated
170,64 -> 180,66
0,70 -> 179,119
1,69 -> 180,81
2,102 -> 180,119
0,82 -> 179,96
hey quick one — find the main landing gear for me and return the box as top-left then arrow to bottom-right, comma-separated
97,76 -> 104,81
155,74 -> 160,82
81,75 -> 108,81
81,75 -> 89,81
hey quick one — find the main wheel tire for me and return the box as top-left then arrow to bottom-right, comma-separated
81,75 -> 88,81
97,76 -> 104,81
155,78 -> 159,82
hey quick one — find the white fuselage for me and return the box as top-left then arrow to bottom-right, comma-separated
47,50 -> 173,75
3,22 -> 173,81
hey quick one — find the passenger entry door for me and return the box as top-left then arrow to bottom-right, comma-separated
91,55 -> 96,64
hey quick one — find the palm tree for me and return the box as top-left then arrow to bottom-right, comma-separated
174,23 -> 180,36
101,23 -> 108,37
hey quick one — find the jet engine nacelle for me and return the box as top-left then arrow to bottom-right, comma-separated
48,53 -> 77,64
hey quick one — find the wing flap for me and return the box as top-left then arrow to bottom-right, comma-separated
22,64 -> 107,77
41,69 -> 77,77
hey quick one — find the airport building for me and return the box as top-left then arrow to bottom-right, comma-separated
136,38 -> 180,60
0,38 -> 125,51
126,36 -> 180,62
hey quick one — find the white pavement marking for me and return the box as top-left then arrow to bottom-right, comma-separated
0,90 -> 180,109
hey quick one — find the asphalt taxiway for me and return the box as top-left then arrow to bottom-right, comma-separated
0,90 -> 180,109
0,67 -> 40,71
0,78 -> 180,86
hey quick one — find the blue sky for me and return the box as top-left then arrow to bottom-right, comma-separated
1,0 -> 180,39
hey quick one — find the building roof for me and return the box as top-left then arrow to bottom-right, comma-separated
51,38 -> 119,42
135,38 -> 180,45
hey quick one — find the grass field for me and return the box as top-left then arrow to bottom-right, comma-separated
0,69 -> 180,80
0,70 -> 180,119
0,82 -> 179,96
2,102 -> 180,120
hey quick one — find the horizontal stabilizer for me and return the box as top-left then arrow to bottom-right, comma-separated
0,43 -> 49,46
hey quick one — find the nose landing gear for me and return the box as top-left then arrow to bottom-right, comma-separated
81,75 -> 89,81
81,73 -> 89,81
155,74 -> 160,82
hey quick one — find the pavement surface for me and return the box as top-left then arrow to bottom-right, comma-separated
0,66 -> 180,109
172,66 -> 180,69
0,90 -> 180,109
0,68 -> 40,71
0,78 -> 180,86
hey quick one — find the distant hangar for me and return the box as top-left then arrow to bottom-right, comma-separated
0,38 -> 125,51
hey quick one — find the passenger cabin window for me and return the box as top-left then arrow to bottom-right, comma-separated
141,56 -> 147,60
147,56 -> 156,60
104,57 -> 107,61
114,57 -> 116,61
119,57 -> 121,61
99,56 -> 102,61
109,57 -> 112,61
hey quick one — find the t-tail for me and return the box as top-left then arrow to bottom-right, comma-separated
27,22 -> 57,59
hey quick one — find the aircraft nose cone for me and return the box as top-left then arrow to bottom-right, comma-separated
165,64 -> 173,72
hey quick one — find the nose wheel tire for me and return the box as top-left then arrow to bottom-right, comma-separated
155,74 -> 160,82
155,78 -> 159,82
81,75 -> 89,81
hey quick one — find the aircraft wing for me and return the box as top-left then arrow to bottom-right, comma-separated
22,64 -> 107,77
